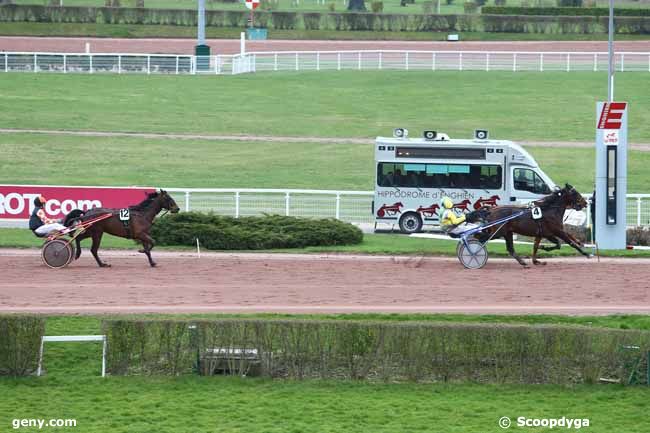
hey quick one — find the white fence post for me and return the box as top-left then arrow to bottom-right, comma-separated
235,192 -> 240,218
486,53 -> 489,72
432,52 -> 436,71
335,193 -> 341,220
566,53 -> 570,72
184,191 -> 190,212
295,52 -> 299,71
147,55 -> 151,74
4,53 -> 7,73
358,51 -> 361,70
621,53 -> 625,72
540,53 -> 543,72
337,53 -> 341,71
274,53 -> 278,71
118,55 -> 122,74
175,55 -> 179,75
33,53 -> 37,73
378,51 -> 382,70
638,197 -> 642,226
285,192 -> 291,216
63,54 -> 67,74
513,53 -> 517,72
594,53 -> 598,72
89,54 -> 93,74
316,52 -> 320,71
459,52 -> 462,71
405,52 -> 409,71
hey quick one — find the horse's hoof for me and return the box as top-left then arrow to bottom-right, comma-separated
138,249 -> 146,254
533,260 -> 546,266
100,263 -> 111,268
150,262 -> 157,267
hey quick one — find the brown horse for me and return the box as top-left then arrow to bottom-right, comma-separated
64,190 -> 180,267
476,184 -> 589,267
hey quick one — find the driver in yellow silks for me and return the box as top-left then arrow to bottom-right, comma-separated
439,196 -> 480,236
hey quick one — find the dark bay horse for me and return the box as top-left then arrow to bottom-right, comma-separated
64,190 -> 179,267
476,184 -> 590,267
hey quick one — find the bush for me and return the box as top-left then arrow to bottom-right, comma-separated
464,1 -> 478,13
422,0 -> 434,13
104,318 -> 650,385
0,316 -> 45,377
557,0 -> 582,6
627,227 -> 650,246
371,1 -> 383,12
150,212 -> 363,250
327,2 -> 335,11
482,6 -> 650,16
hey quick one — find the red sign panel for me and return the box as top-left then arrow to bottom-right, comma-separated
0,185 -> 155,221
597,102 -> 627,129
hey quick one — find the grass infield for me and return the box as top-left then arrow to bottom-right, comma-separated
1,315 -> 649,433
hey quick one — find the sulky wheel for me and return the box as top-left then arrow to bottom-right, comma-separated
41,239 -> 74,269
457,239 -> 488,270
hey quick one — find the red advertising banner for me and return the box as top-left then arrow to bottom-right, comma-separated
0,185 -> 156,221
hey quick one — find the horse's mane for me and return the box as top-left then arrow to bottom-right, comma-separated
130,192 -> 159,211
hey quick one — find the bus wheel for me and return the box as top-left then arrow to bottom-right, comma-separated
399,213 -> 423,234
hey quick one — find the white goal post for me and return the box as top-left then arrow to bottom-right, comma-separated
37,335 -> 107,378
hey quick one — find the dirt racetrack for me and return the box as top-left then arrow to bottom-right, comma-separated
0,248 -> 648,315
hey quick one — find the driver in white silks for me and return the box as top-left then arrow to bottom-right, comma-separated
29,196 -> 67,237
439,196 -> 482,237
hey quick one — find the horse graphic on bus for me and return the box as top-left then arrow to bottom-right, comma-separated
473,195 -> 501,210
376,202 -> 403,217
453,199 -> 473,213
415,203 -> 440,218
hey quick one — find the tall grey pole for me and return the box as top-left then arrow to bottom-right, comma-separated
198,0 -> 206,46
607,0 -> 614,101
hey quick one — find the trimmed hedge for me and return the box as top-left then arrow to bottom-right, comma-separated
482,6 -> 650,17
103,318 -> 650,384
1,5 -> 649,33
150,212 -> 363,250
0,315 -> 45,377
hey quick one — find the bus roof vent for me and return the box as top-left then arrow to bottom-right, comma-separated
435,133 -> 450,141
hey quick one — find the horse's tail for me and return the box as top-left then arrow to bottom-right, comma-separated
63,209 -> 85,227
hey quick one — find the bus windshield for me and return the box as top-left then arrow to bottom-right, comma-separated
377,162 -> 502,189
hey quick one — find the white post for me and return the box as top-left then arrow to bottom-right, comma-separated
63,54 -> 67,73
175,55 -> 179,74
378,52 -> 382,70
295,52 -> 299,71
335,193 -> 341,220
240,32 -> 246,55
316,52 -> 320,71
285,192 -> 290,216
147,55 -> 151,74
4,53 -> 7,72
274,53 -> 278,71
432,52 -> 436,71
486,53 -> 489,72
638,197 -> 642,226
101,337 -> 106,378
235,192 -> 240,218
184,191 -> 190,212
513,53 -> 517,72
566,53 -> 570,72
459,52 -> 462,71
405,52 -> 409,71
594,53 -> 598,72
118,55 -> 122,74
540,53 -> 543,72
337,53 -> 341,71
89,54 -> 93,74
33,53 -> 37,73
36,338 -> 44,376
358,51 -> 361,70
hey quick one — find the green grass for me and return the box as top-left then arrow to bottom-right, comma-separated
4,228 -> 650,257
1,72 -> 649,142
2,21 -> 650,39
2,314 -> 650,433
1,133 -> 650,193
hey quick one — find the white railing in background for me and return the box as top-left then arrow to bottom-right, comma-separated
2,51 -> 650,75
163,188 -> 650,227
